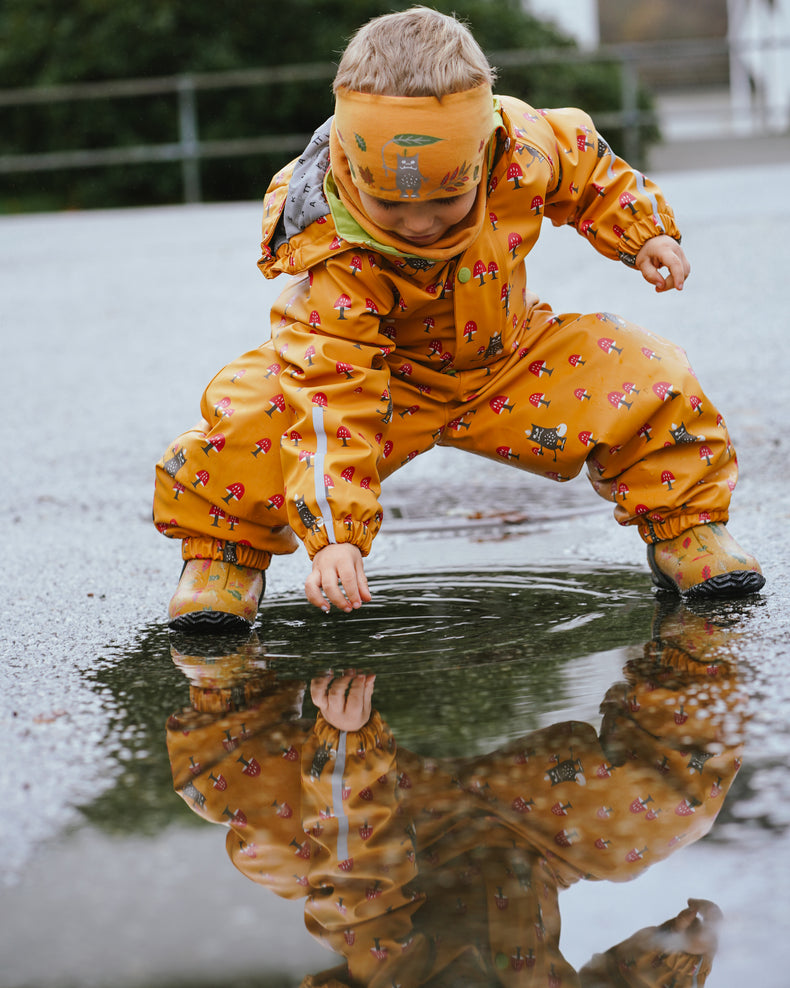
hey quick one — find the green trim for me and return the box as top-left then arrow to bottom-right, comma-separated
324,172 -> 408,258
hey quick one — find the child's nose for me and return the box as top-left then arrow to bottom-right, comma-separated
403,207 -> 436,234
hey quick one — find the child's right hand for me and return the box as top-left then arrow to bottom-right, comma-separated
305,543 -> 372,613
311,669 -> 376,731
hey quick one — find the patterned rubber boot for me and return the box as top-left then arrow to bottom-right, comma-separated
168,559 -> 266,632
646,523 -> 764,600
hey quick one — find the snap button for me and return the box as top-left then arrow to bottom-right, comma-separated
457,266 -> 472,283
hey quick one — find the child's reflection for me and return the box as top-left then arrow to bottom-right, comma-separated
167,603 -> 744,987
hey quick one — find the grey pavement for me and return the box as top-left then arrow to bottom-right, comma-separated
2,160 -> 789,986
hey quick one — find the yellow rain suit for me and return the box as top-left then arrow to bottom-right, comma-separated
154,97 -> 736,570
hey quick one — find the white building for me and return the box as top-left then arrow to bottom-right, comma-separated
727,0 -> 790,131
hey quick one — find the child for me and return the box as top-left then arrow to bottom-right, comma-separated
154,6 -> 764,632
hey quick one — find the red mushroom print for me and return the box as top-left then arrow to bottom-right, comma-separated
578,430 -> 596,448
264,394 -> 286,418
308,310 -> 321,330
422,315 -> 435,334
312,392 -> 328,409
607,390 -> 633,411
597,337 -> 623,356
463,320 -> 477,343
427,339 -> 443,358
699,444 -> 713,466
573,388 -> 591,402
489,210 -> 498,229
689,395 -> 704,415
252,438 -> 272,457
490,394 -> 515,414
298,449 -> 314,468
530,194 -> 544,216
496,446 -> 520,461
661,470 -> 675,491
288,430 -> 302,447
335,361 -> 354,381
192,469 -> 210,489
213,396 -> 234,418
577,132 -> 593,153
530,392 -> 551,409
303,345 -> 316,366
487,260 -> 499,280
507,161 -> 524,189
264,362 -> 281,379
641,346 -> 661,361
360,477 -> 371,490
364,297 -> 379,315
653,381 -> 679,402
398,361 -> 413,379
473,259 -> 487,285
334,294 -> 351,320
324,474 -> 334,496
615,482 -> 630,500
528,359 -> 553,378
336,426 -> 352,447
349,254 -> 362,276
507,232 -> 523,259
340,466 -> 355,483
568,353 -> 586,368
266,494 -> 285,511
172,481 -> 185,500
619,191 -> 638,215
222,482 -> 245,505
209,504 -> 226,527
382,440 -> 394,458
238,753 -> 261,777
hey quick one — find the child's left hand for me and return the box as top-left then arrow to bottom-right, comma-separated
635,234 -> 690,292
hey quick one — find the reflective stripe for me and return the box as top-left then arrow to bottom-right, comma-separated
333,731 -> 349,861
312,404 -> 336,543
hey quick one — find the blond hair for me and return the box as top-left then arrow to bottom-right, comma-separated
333,6 -> 496,97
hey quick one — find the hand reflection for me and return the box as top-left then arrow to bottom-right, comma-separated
311,670 -> 376,733
166,602 -> 745,988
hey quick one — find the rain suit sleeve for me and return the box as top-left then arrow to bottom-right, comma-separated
503,99 -> 681,264
299,713 -> 435,987
268,255 -> 398,559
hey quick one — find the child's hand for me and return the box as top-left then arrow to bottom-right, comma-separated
657,898 -> 723,955
311,670 -> 376,731
305,543 -> 372,613
635,234 -> 690,292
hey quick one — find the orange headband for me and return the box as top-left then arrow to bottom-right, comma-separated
332,84 -> 496,202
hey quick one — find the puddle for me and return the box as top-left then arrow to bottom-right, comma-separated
6,567 -> 784,987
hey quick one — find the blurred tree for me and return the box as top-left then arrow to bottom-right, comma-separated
0,0 -> 657,211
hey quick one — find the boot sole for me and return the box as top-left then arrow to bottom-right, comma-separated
647,545 -> 765,599
168,610 -> 253,633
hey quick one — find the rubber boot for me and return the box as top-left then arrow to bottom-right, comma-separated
646,523 -> 764,600
168,559 -> 265,632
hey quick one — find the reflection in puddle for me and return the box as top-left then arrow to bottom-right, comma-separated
164,573 -> 746,987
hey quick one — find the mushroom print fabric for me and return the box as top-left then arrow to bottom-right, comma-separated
154,97 -> 736,567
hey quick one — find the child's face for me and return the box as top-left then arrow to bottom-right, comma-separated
358,187 -> 478,246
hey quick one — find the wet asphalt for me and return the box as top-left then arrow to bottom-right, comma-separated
1,161 -> 789,986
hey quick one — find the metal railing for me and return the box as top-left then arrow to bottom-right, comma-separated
0,36 -> 787,203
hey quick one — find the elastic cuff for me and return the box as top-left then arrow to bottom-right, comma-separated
634,510 -> 730,545
181,537 -> 272,570
303,522 -> 375,560
618,211 -> 681,257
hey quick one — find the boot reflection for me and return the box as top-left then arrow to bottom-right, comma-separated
166,602 -> 745,988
